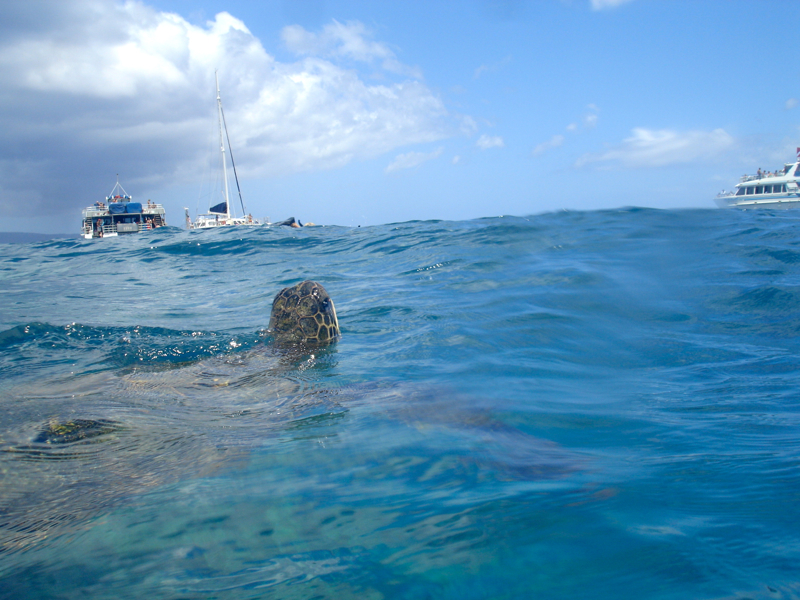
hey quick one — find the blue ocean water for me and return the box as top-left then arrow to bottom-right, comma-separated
1,208 -> 800,599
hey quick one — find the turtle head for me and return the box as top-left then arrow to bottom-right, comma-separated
268,281 -> 340,345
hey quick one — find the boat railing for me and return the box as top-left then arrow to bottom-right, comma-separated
739,168 -> 795,183
82,220 -> 159,237
740,173 -> 780,183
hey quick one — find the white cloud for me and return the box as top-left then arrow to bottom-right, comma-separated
281,20 -> 422,78
385,147 -> 443,173
477,134 -> 504,149
575,128 -> 736,168
532,134 -> 565,156
786,98 -> 798,110
590,0 -> 637,10
534,104 -> 597,156
473,55 -> 512,80
583,104 -> 599,128
1,9 -> 261,99
460,115 -> 479,136
0,1 -> 451,218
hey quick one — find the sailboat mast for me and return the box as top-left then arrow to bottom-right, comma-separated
216,71 -> 231,220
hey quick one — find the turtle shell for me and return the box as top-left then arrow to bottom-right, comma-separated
268,281 -> 340,344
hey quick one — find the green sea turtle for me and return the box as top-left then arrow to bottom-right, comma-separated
34,418 -> 122,445
0,282 -> 341,554
268,280 -> 340,345
0,281 -> 583,560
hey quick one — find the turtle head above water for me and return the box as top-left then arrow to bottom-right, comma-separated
268,280 -> 340,345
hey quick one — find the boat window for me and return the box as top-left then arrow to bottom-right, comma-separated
746,187 -> 754,195
763,185 -> 772,194
736,187 -> 745,196
756,186 -> 763,194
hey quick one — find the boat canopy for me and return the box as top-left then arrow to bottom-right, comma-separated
106,178 -> 131,202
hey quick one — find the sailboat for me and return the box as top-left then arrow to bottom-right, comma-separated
185,72 -> 263,229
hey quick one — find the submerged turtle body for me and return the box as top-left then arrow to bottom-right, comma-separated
34,418 -> 121,445
269,281 -> 340,345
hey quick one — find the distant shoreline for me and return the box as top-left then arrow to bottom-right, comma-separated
0,232 -> 74,244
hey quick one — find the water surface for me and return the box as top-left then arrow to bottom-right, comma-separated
2,208 -> 800,599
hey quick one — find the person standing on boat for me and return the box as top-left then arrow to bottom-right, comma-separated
95,219 -> 103,237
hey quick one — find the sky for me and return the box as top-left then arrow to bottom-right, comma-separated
1,0 -> 799,232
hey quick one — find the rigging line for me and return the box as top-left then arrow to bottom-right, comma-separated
195,133 -> 214,217
220,104 -> 247,217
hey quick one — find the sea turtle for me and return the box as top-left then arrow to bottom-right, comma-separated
268,280 -> 340,345
0,282 -> 341,554
34,418 -> 122,445
0,281 -> 583,560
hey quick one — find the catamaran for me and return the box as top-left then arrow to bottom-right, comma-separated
715,149 -> 800,209
185,72 -> 263,229
81,178 -> 167,239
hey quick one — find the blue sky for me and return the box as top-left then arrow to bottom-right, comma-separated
1,0 -> 798,232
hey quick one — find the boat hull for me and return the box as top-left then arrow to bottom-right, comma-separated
187,213 -> 262,229
715,194 -> 800,209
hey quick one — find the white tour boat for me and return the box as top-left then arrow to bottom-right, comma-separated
186,73 -> 263,230
715,149 -> 800,209
81,179 -> 167,239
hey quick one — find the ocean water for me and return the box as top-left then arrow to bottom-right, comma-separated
1,208 -> 800,599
